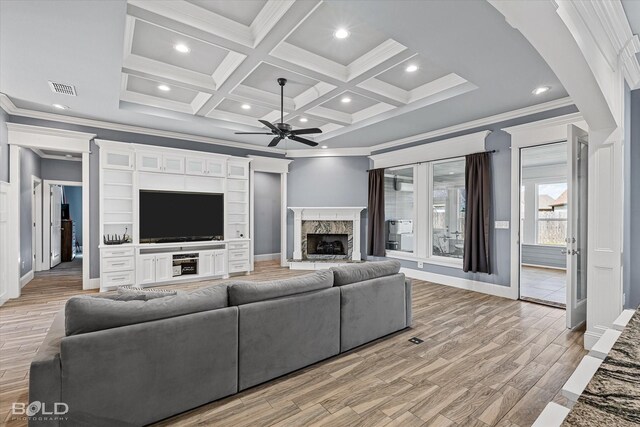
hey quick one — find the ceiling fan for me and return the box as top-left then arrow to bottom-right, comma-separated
235,78 -> 321,147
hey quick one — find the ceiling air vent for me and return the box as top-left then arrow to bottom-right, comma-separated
48,81 -> 77,96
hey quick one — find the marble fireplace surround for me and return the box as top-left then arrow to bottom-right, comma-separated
289,207 -> 366,261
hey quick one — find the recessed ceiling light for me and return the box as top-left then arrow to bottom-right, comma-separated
334,28 -> 350,39
174,43 -> 190,53
405,64 -> 419,73
158,84 -> 171,92
52,103 -> 68,110
241,104 -> 251,110
321,145 -> 328,149
65,154 -> 73,158
299,117 -> 308,123
532,86 -> 550,95
341,96 -> 351,103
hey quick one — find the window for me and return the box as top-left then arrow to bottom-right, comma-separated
431,159 -> 466,259
536,182 -> 567,245
384,166 -> 415,253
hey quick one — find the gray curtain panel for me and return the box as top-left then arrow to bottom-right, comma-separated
463,152 -> 492,274
367,169 -> 385,256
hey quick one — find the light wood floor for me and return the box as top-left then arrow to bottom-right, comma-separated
0,261 -> 586,427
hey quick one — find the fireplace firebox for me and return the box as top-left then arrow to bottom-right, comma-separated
307,234 -> 348,256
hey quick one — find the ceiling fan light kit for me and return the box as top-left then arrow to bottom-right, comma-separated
235,78 -> 321,147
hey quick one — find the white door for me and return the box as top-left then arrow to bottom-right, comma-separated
206,158 -> 225,177
50,185 -> 63,268
185,157 -> 207,176
162,155 -> 185,174
155,254 -> 173,282
214,251 -> 226,276
199,251 -> 215,275
137,152 -> 163,172
565,125 -> 588,329
137,255 -> 156,286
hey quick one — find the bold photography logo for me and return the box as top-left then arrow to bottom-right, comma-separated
12,401 -> 69,418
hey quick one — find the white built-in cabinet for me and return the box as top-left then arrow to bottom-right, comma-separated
97,140 -> 252,291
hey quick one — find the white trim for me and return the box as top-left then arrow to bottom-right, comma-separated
88,278 -> 101,290
7,123 -> 93,152
247,155 -> 292,174
286,147 -> 371,158
249,168 -> 255,271
0,181 -> 11,304
43,180 -> 82,271
82,152 -> 90,290
369,130 -> 489,169
255,253 -> 281,262
400,267 -> 516,300
8,146 -> 20,299
0,94 -> 285,155
386,252 -> 463,269
281,173 -> 288,267
370,97 -> 573,152
20,270 -> 34,288
31,176 -> 43,272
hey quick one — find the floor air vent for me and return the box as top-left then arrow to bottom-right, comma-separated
48,81 -> 77,96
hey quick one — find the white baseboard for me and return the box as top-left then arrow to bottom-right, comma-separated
255,253 -> 280,262
400,267 -> 517,300
20,270 -> 34,288
583,331 -> 601,350
521,263 -> 567,271
88,278 -> 101,290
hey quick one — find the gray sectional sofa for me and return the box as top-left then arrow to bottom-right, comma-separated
29,260 -> 411,426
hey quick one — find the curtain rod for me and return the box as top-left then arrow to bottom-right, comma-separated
367,149 -> 497,172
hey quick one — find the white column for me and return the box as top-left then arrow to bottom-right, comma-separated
352,212 -> 361,261
280,173 -> 288,267
292,209 -> 302,260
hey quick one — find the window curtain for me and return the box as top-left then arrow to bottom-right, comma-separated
463,152 -> 492,273
367,169 -> 385,257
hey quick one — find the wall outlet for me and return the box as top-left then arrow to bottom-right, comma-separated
495,221 -> 510,229
417,261 -> 424,268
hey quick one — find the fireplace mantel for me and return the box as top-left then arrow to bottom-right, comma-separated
289,207 -> 365,261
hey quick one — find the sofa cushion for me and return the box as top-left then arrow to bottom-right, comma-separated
65,284 -> 228,336
228,271 -> 333,306
330,260 -> 401,286
117,286 -> 178,300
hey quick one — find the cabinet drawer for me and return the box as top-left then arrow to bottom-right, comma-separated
229,249 -> 249,261
102,271 -> 135,287
102,256 -> 134,273
102,247 -> 134,258
228,241 -> 250,250
229,261 -> 250,273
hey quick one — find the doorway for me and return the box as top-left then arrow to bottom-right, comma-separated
253,172 -> 282,264
516,125 -> 588,329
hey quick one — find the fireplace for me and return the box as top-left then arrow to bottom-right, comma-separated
290,207 -> 365,262
307,234 -> 348,256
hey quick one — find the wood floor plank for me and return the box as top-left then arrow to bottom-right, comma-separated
0,260 -> 586,427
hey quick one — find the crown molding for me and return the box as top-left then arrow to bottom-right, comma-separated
285,147 -> 371,158
369,96 -> 574,152
0,93 -> 286,155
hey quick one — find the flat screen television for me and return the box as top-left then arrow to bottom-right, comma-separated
139,191 -> 224,243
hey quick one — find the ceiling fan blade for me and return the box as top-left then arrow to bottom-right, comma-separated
289,135 -> 318,147
259,120 -> 278,132
289,128 -> 322,135
268,136 -> 283,147
234,132 -> 274,135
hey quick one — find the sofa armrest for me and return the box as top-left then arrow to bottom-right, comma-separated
405,277 -> 413,327
29,309 -> 65,427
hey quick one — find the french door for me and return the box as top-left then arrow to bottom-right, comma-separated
565,125 -> 588,329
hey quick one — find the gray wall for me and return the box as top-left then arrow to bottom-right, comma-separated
19,148 -> 41,276
0,109 -> 8,182
253,172 -> 281,256
626,88 -> 640,309
286,156 -> 370,260
41,158 -> 82,182
521,244 -> 566,269
8,115 -> 286,278
375,105 -> 578,287
64,186 -> 82,246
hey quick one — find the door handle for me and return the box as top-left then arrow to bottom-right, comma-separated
571,249 -> 580,255
561,249 -> 568,255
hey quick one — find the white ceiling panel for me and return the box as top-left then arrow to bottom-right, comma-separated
285,2 -> 388,66
320,91 -> 378,114
185,0 -> 266,26
215,98 -> 274,119
239,63 -> 317,98
131,20 -> 228,75
126,75 -> 198,104
376,56 -> 451,92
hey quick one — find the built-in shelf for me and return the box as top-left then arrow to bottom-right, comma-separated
104,221 -> 134,225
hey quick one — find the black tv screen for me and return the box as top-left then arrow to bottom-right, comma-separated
139,191 -> 224,243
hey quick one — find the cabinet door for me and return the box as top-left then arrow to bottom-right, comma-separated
102,149 -> 134,170
137,152 -> 163,172
163,155 -> 185,174
227,161 -> 248,179
214,251 -> 226,276
206,158 -> 226,177
185,157 -> 207,176
199,251 -> 215,276
136,255 -> 156,286
155,254 -> 173,282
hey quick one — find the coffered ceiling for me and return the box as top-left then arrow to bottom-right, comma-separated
0,0 -> 573,151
